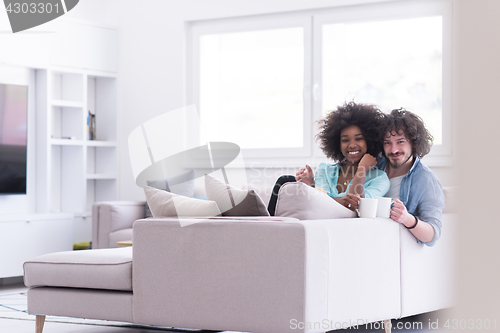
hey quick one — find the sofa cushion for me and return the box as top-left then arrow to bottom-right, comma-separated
144,186 -> 221,218
442,186 -> 458,214
145,169 -> 196,217
205,174 -> 270,216
275,182 -> 356,220
23,247 -> 133,291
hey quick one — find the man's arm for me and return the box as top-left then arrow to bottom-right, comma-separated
391,174 -> 444,245
390,199 -> 435,243
363,170 -> 390,199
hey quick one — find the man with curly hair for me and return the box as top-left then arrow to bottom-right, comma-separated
377,109 -> 445,246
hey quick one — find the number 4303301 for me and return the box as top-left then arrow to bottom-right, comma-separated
6,2 -> 61,14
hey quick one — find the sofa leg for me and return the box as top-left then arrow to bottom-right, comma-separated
383,319 -> 391,333
36,315 -> 45,333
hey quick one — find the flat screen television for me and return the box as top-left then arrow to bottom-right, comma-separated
0,83 -> 28,195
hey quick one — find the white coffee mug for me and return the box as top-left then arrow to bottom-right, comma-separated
376,197 -> 392,218
358,198 -> 378,218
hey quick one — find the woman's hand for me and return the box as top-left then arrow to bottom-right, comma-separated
358,153 -> 377,172
346,154 -> 376,197
333,193 -> 361,211
296,164 -> 314,186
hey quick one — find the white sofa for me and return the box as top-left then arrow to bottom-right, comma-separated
24,186 -> 457,333
24,214 -> 456,333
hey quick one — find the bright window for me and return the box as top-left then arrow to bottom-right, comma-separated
322,16 -> 443,144
189,1 -> 451,161
199,28 -> 304,149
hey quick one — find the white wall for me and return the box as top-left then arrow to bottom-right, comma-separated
452,0 -> 500,323
63,0 -> 111,24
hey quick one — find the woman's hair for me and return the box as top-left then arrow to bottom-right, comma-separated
316,101 -> 385,162
382,108 -> 433,159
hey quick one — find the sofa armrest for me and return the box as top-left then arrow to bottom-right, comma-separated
132,217 -> 400,333
92,201 -> 146,249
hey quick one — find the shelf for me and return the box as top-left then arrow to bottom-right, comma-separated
0,212 -> 74,222
86,140 -> 117,147
86,174 -> 117,180
51,139 -> 85,146
51,99 -> 84,108
87,70 -> 117,79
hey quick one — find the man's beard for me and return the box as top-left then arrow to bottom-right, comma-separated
389,153 -> 412,169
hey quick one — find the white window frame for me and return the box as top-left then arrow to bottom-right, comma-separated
186,0 -> 452,166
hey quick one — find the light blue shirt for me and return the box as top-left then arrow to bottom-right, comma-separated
314,162 -> 390,199
376,156 -> 445,247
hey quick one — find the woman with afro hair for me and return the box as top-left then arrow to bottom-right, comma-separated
267,101 -> 389,216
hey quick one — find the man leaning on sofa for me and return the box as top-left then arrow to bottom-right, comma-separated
377,108 -> 445,246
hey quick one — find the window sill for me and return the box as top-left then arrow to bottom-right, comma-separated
224,154 -> 454,169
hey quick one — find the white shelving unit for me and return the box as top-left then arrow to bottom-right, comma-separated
0,19 -> 118,277
36,68 -> 118,241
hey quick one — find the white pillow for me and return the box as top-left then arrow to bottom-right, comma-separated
144,186 -> 221,218
275,182 -> 356,220
145,169 -> 196,217
205,174 -> 270,216
146,169 -> 195,197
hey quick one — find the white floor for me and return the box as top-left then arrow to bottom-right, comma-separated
0,283 -> 202,333
0,283 -> 447,333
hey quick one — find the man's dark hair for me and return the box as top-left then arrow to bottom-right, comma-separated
316,101 -> 385,162
382,108 -> 433,158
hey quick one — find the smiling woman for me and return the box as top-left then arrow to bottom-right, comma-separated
313,102 -> 388,203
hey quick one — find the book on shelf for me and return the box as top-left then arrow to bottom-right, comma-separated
87,110 -> 96,140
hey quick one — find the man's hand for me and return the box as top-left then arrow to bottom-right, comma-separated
358,153 -> 377,172
390,198 -> 434,243
390,198 -> 415,227
333,193 -> 361,211
296,164 -> 314,186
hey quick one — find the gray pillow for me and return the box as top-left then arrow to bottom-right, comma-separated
275,182 -> 356,220
205,174 -> 270,216
145,169 -> 195,217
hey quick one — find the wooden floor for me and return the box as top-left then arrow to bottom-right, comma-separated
0,283 -> 448,333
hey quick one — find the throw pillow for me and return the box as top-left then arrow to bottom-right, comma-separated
205,174 -> 270,216
145,169 -> 196,217
275,182 -> 356,220
144,186 -> 221,218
